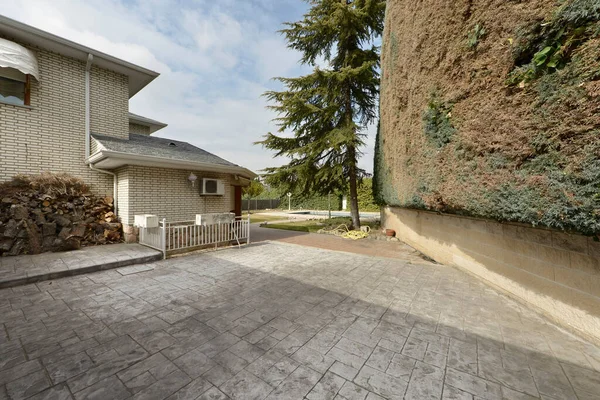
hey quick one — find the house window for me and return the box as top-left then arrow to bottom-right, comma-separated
0,67 -> 30,106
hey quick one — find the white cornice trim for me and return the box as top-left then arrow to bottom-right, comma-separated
87,150 -> 257,180
0,15 -> 159,97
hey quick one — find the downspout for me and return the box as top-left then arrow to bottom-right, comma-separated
85,54 -> 93,160
84,53 -> 118,217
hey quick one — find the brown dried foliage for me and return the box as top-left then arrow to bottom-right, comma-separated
379,0 -> 600,226
1,172 -> 90,197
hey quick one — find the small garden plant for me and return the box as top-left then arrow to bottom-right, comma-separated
467,23 -> 486,50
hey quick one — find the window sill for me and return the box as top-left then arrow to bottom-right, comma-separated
0,100 -> 33,109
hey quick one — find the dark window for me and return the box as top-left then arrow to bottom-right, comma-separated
205,179 -> 217,193
0,68 -> 29,106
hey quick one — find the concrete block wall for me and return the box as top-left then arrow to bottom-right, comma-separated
383,207 -> 600,344
117,165 -> 239,229
0,37 -> 129,197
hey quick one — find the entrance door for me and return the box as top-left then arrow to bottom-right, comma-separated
234,186 -> 242,217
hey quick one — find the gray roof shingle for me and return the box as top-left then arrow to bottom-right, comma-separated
92,133 -> 240,168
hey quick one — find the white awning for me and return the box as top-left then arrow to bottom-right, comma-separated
0,37 -> 39,80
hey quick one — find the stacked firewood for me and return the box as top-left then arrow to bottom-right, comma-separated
0,173 -> 122,256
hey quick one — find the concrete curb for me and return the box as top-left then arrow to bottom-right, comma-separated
0,253 -> 162,289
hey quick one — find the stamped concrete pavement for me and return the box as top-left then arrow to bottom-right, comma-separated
1,241 -> 599,399
249,224 -> 430,263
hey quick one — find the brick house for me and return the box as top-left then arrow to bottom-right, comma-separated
0,15 -> 256,242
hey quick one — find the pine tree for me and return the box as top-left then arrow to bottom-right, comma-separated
257,0 -> 385,228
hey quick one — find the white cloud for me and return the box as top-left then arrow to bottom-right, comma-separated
0,0 -> 376,174
253,37 -> 302,83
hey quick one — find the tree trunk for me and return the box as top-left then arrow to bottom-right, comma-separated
348,145 -> 361,229
342,0 -> 360,228
344,84 -> 360,229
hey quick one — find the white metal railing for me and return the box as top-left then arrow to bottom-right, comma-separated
138,223 -> 164,252
138,216 -> 250,259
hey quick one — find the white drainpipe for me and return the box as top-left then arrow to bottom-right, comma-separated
89,164 -> 118,217
85,54 -> 93,160
85,53 -> 118,217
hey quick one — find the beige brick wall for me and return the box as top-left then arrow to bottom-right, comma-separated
90,65 -> 129,139
116,166 -> 130,223
0,38 -> 129,197
117,166 -> 238,225
129,123 -> 150,135
383,207 -> 600,344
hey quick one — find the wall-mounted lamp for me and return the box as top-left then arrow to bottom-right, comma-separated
188,172 -> 198,187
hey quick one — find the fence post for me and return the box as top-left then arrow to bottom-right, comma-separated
216,222 -> 220,250
161,218 -> 167,259
247,214 -> 251,244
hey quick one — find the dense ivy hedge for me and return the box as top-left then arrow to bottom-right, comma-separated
283,179 -> 380,212
287,194 -> 343,211
375,0 -> 600,236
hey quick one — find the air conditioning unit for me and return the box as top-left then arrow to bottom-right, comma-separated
199,178 -> 225,196
134,214 -> 159,228
195,213 -> 235,226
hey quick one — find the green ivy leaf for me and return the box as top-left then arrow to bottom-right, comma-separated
533,46 -> 554,66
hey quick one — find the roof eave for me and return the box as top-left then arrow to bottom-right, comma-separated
87,150 -> 257,180
128,114 -> 168,133
148,126 -> 165,134
0,15 -> 159,98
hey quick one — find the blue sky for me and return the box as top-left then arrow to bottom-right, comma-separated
0,0 -> 377,173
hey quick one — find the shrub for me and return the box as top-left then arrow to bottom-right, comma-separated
357,178 -> 380,212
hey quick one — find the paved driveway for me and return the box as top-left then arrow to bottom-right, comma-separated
1,242 -> 599,400
249,224 -> 430,262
